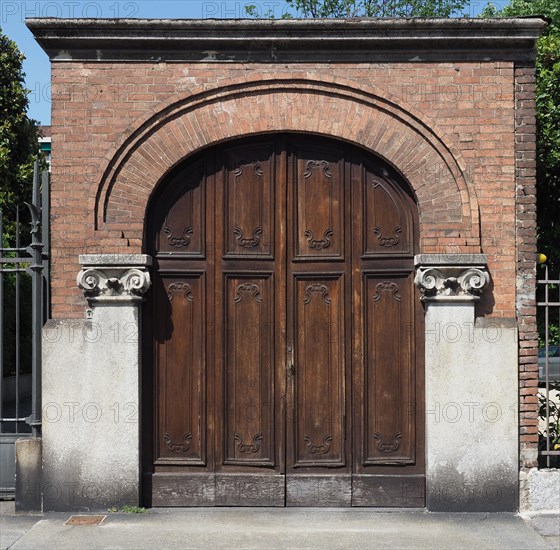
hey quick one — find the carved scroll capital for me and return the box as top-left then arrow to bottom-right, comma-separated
77,254 -> 152,305
414,254 -> 489,302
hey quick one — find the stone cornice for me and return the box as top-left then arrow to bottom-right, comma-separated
77,254 -> 152,305
414,254 -> 490,302
26,18 -> 546,63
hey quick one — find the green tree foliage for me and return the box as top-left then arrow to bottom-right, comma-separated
247,0 -> 468,18
0,28 -> 37,378
293,0 -> 466,17
483,1 -> 560,272
0,26 -> 39,237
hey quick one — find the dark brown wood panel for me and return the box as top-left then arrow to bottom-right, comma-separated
145,134 -> 424,508
363,168 -> 413,258
224,144 -> 275,259
223,275 -> 275,467
156,159 -> 206,258
363,273 -> 415,465
290,276 -> 346,469
293,146 -> 344,261
155,274 -> 206,467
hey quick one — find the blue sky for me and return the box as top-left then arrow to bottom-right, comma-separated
2,0 -> 501,125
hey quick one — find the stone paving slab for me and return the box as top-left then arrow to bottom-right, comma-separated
1,504 -> 557,550
0,511 -> 40,550
521,512 -> 560,549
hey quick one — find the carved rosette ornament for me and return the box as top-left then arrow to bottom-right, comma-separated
163,225 -> 193,248
234,160 -> 264,177
234,282 -> 262,304
304,228 -> 333,250
234,226 -> 262,248
373,431 -> 402,453
414,254 -> 489,302
234,432 -> 263,454
304,434 -> 333,454
164,432 -> 192,453
303,283 -> 331,305
373,281 -> 401,302
167,282 -> 193,302
77,254 -> 152,305
373,226 -> 402,248
303,160 -> 332,179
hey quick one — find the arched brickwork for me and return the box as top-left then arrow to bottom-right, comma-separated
95,78 -> 481,251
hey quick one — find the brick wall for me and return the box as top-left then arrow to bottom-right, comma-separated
514,64 -> 539,469
50,61 -> 518,320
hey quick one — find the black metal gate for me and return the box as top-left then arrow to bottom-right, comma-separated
0,160 -> 49,498
537,263 -> 560,468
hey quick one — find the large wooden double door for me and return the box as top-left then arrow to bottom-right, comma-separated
144,134 -> 424,507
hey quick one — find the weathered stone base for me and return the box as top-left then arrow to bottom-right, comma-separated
417,255 -> 519,512
36,254 -> 151,511
15,438 -> 42,512
425,310 -> 519,511
520,468 -> 560,512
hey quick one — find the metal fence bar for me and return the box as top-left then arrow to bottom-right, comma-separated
0,207 -> 30,430
0,210 -> 3,425
544,265 -> 550,466
0,259 -> 30,267
42,169 -> 50,320
25,161 -> 43,437
15,207 -> 21,431
0,159 -> 49,497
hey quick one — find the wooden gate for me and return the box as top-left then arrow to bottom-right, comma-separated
143,134 -> 424,507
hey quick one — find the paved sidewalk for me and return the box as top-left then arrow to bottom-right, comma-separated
1,501 -> 558,550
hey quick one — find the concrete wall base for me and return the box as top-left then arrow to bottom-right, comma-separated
424,312 -> 519,511
416,255 -> 518,512
36,251 -> 526,511
41,314 -> 141,511
39,254 -> 151,511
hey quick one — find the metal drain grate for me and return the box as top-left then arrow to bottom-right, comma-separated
65,515 -> 106,526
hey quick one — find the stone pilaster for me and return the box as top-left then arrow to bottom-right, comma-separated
415,254 -> 518,512
41,254 -> 151,511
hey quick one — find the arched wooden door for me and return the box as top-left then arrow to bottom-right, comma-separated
143,134 -> 424,507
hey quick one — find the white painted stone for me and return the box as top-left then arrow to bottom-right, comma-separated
41,254 -> 150,511
42,306 -> 141,511
424,301 -> 519,511
79,254 -> 152,266
415,254 -> 487,266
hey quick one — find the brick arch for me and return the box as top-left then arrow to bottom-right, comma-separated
96,79 -> 480,250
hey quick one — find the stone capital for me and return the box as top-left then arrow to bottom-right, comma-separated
414,254 -> 489,302
77,254 -> 152,305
